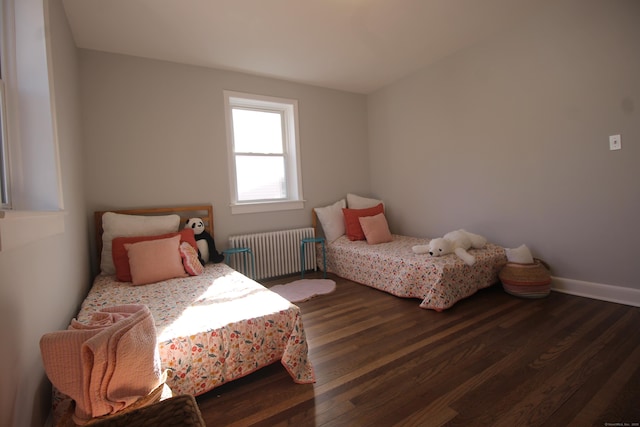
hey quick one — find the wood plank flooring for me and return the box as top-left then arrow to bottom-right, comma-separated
196,273 -> 640,426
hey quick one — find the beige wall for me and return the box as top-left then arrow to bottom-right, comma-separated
368,0 -> 639,290
79,51 -> 370,272
0,0 -> 90,426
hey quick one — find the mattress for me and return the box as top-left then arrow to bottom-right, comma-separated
324,234 -> 507,311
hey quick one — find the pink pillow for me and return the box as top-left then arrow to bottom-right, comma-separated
179,241 -> 203,276
125,235 -> 187,285
359,213 -> 393,244
112,229 -> 198,282
342,203 -> 384,241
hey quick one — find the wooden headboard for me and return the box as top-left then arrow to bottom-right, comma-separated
94,204 -> 214,266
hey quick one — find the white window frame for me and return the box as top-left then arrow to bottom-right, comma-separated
0,0 -> 66,252
224,90 -> 304,214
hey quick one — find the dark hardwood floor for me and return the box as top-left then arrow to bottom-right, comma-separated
196,273 -> 640,426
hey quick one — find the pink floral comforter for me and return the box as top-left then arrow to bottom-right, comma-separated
76,263 -> 315,395
324,235 -> 507,311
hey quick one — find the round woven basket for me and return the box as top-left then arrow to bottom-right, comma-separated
499,258 -> 551,298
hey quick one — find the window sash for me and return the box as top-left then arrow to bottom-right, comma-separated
234,153 -> 287,202
231,107 -> 284,155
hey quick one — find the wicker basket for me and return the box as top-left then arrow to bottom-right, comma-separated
499,258 -> 551,298
87,394 -> 206,427
56,388 -> 206,427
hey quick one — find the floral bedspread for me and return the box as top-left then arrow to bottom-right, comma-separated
76,263 -> 315,395
324,235 -> 507,311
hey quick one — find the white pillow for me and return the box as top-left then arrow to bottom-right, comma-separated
100,212 -> 181,274
505,244 -> 534,264
314,199 -> 346,243
347,193 -> 384,209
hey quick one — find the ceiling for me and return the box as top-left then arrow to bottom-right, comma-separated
61,0 -> 547,94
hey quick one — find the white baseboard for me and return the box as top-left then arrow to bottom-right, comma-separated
551,277 -> 640,308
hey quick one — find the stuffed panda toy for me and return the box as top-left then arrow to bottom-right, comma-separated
184,218 -> 225,265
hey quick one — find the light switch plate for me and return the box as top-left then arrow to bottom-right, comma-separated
609,135 -> 621,151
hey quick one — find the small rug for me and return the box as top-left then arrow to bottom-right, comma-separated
269,279 -> 336,303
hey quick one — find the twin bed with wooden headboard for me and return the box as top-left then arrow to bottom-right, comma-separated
55,204 -> 314,419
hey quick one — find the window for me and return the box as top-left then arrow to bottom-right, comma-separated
0,1 -> 9,208
224,91 -> 304,214
0,0 -> 63,212
0,0 -> 65,252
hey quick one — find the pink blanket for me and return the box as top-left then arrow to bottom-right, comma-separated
40,305 -> 163,424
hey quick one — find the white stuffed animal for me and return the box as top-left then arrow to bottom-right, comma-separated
412,229 -> 487,266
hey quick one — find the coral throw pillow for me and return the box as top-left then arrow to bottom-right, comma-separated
180,242 -> 204,276
342,203 -> 384,241
112,229 -> 197,282
359,213 -> 393,244
125,235 -> 187,286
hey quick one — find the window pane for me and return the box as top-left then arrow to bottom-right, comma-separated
235,155 -> 286,201
232,109 -> 283,154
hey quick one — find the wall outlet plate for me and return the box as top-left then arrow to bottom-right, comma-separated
609,134 -> 621,150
